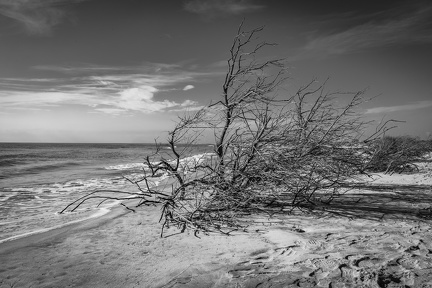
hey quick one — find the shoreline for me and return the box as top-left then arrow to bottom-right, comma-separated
0,150 -> 214,243
1,162 -> 432,287
0,168 -> 181,244
0,204 -> 117,245
0,200 -> 132,255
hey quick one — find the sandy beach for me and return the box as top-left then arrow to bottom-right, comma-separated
1,0 -> 432,286
1,159 -> 432,288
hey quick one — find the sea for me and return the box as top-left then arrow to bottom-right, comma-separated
0,142 -> 213,242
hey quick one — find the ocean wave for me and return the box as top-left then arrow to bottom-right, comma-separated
20,161 -> 83,174
0,191 -> 18,202
0,159 -> 27,167
104,162 -> 147,171
104,153 -> 216,172
2,171 -> 168,199
0,143 -> 215,241
2,153 -> 210,206
2,153 -> 217,201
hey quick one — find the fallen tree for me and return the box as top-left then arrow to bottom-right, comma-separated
62,23 -> 402,236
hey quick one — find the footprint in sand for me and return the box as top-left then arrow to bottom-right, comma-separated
401,270 -> 416,286
293,278 -> 317,287
226,263 -> 245,277
228,249 -> 272,278
339,264 -> 360,281
229,246 -> 302,278
345,254 -> 364,262
275,245 -> 299,257
355,256 -> 387,268
380,241 -> 404,252
249,254 -> 273,265
405,244 -> 421,254
305,239 -> 326,251
397,256 -> 420,269
228,264 -> 259,278
307,239 -> 320,246
256,245 -> 300,262
378,269 -> 415,287
312,258 -> 339,272
249,248 -> 269,257
417,240 -> 432,254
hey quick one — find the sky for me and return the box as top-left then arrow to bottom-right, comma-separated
0,0 -> 431,143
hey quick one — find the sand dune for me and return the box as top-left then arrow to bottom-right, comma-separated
1,160 -> 431,287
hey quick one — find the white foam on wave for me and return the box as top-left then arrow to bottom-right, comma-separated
0,152 -> 217,243
104,153 -> 216,172
0,191 -> 18,202
5,177 -> 131,196
104,162 -> 148,171
179,153 -> 215,169
1,153 -> 210,202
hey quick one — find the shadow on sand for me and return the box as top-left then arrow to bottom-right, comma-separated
312,184 -> 432,221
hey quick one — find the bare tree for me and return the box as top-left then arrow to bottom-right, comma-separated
364,135 -> 430,174
62,23 -> 394,236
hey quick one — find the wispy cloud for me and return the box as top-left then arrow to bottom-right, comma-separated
183,0 -> 264,18
365,100 -> 432,114
92,108 -> 125,116
0,0 -> 85,35
33,62 -> 182,74
290,3 -> 432,60
0,63 -> 208,115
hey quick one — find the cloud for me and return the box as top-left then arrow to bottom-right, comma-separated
0,90 -> 100,108
180,99 -> 197,107
365,100 -> 432,114
93,108 -> 125,116
114,86 -> 178,113
290,3 -> 432,60
183,85 -> 195,91
33,62 -> 182,74
0,64 -> 206,115
100,86 -> 200,114
184,0 -> 264,18
0,84 -> 199,114
0,0 -> 84,35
